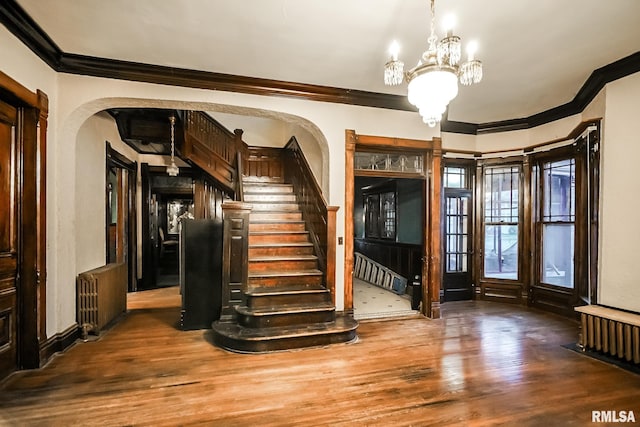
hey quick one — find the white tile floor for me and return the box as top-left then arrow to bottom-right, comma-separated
353,278 -> 418,320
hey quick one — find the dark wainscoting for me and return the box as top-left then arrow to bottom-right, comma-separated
354,239 -> 422,283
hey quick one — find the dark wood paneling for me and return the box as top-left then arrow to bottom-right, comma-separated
244,147 -> 284,182
221,203 -> 251,320
480,281 -> 524,303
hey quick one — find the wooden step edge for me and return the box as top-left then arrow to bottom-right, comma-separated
249,230 -> 309,236
236,304 -> 335,316
249,255 -> 318,262
248,270 -> 323,278
249,243 -> 314,249
246,286 -> 328,296
212,317 -> 359,341
249,220 -> 305,224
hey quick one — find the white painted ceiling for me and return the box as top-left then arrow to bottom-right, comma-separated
16,0 -> 640,124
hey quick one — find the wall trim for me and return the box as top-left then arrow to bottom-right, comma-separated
39,323 -> 79,367
1,0 -> 639,134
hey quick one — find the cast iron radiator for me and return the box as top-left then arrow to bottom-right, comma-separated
575,305 -> 640,365
77,262 -> 127,334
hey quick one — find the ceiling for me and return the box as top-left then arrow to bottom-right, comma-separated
11,0 -> 640,126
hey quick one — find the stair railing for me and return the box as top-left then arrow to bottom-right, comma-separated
283,137 -> 338,300
181,111 -> 238,192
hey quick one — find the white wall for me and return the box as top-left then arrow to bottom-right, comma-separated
599,72 -> 640,312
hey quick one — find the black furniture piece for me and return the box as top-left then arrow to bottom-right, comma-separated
180,219 -> 223,330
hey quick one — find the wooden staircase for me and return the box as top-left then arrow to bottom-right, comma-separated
211,179 -> 358,352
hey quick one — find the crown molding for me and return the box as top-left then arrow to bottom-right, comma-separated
2,0 -> 639,135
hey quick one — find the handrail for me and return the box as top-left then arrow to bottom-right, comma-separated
283,137 -> 337,298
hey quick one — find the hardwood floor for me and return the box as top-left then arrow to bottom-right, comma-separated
1,288 -> 639,426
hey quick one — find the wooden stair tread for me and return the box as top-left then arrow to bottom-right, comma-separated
249,255 -> 318,262
236,303 -> 335,316
250,220 -> 305,224
249,242 -> 312,247
246,285 -> 327,296
250,230 -> 309,235
248,269 -> 322,278
212,316 -> 358,341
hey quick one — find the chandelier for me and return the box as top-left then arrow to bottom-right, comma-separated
166,115 -> 179,176
384,0 -> 483,127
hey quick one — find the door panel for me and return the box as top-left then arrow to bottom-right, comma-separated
0,99 -> 18,378
443,192 -> 473,301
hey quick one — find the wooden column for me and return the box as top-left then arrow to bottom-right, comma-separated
220,202 -> 252,321
426,139 -> 442,319
326,206 -> 338,305
343,129 -> 356,313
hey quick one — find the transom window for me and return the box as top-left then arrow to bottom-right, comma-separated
444,166 -> 467,189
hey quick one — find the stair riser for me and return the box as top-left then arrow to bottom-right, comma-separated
246,293 -> 332,309
249,259 -> 318,273
249,246 -> 314,257
243,185 -> 293,194
250,234 -> 310,244
250,203 -> 300,211
213,329 -> 358,353
250,212 -> 303,221
238,310 -> 335,329
245,194 -> 297,203
249,222 -> 306,232
249,275 -> 323,287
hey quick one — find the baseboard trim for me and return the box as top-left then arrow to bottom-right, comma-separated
39,323 -> 79,366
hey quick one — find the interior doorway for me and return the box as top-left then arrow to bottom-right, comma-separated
352,176 -> 423,319
106,144 -> 137,292
344,130 -> 442,319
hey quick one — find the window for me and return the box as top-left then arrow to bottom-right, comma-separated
444,166 -> 466,188
445,196 -> 470,272
483,165 -> 520,280
364,185 -> 396,240
540,159 -> 575,288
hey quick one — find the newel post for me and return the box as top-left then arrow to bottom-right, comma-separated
220,202 -> 252,321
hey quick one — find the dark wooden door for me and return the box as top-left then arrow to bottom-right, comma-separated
0,99 -> 18,378
442,191 -> 473,301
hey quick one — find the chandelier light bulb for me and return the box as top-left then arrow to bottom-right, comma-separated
389,40 -> 400,61
442,14 -> 456,35
466,40 -> 478,61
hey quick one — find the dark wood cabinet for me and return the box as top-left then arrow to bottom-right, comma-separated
179,219 -> 223,330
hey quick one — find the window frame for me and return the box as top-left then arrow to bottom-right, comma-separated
479,161 -> 524,282
363,181 -> 397,241
537,156 -> 576,289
